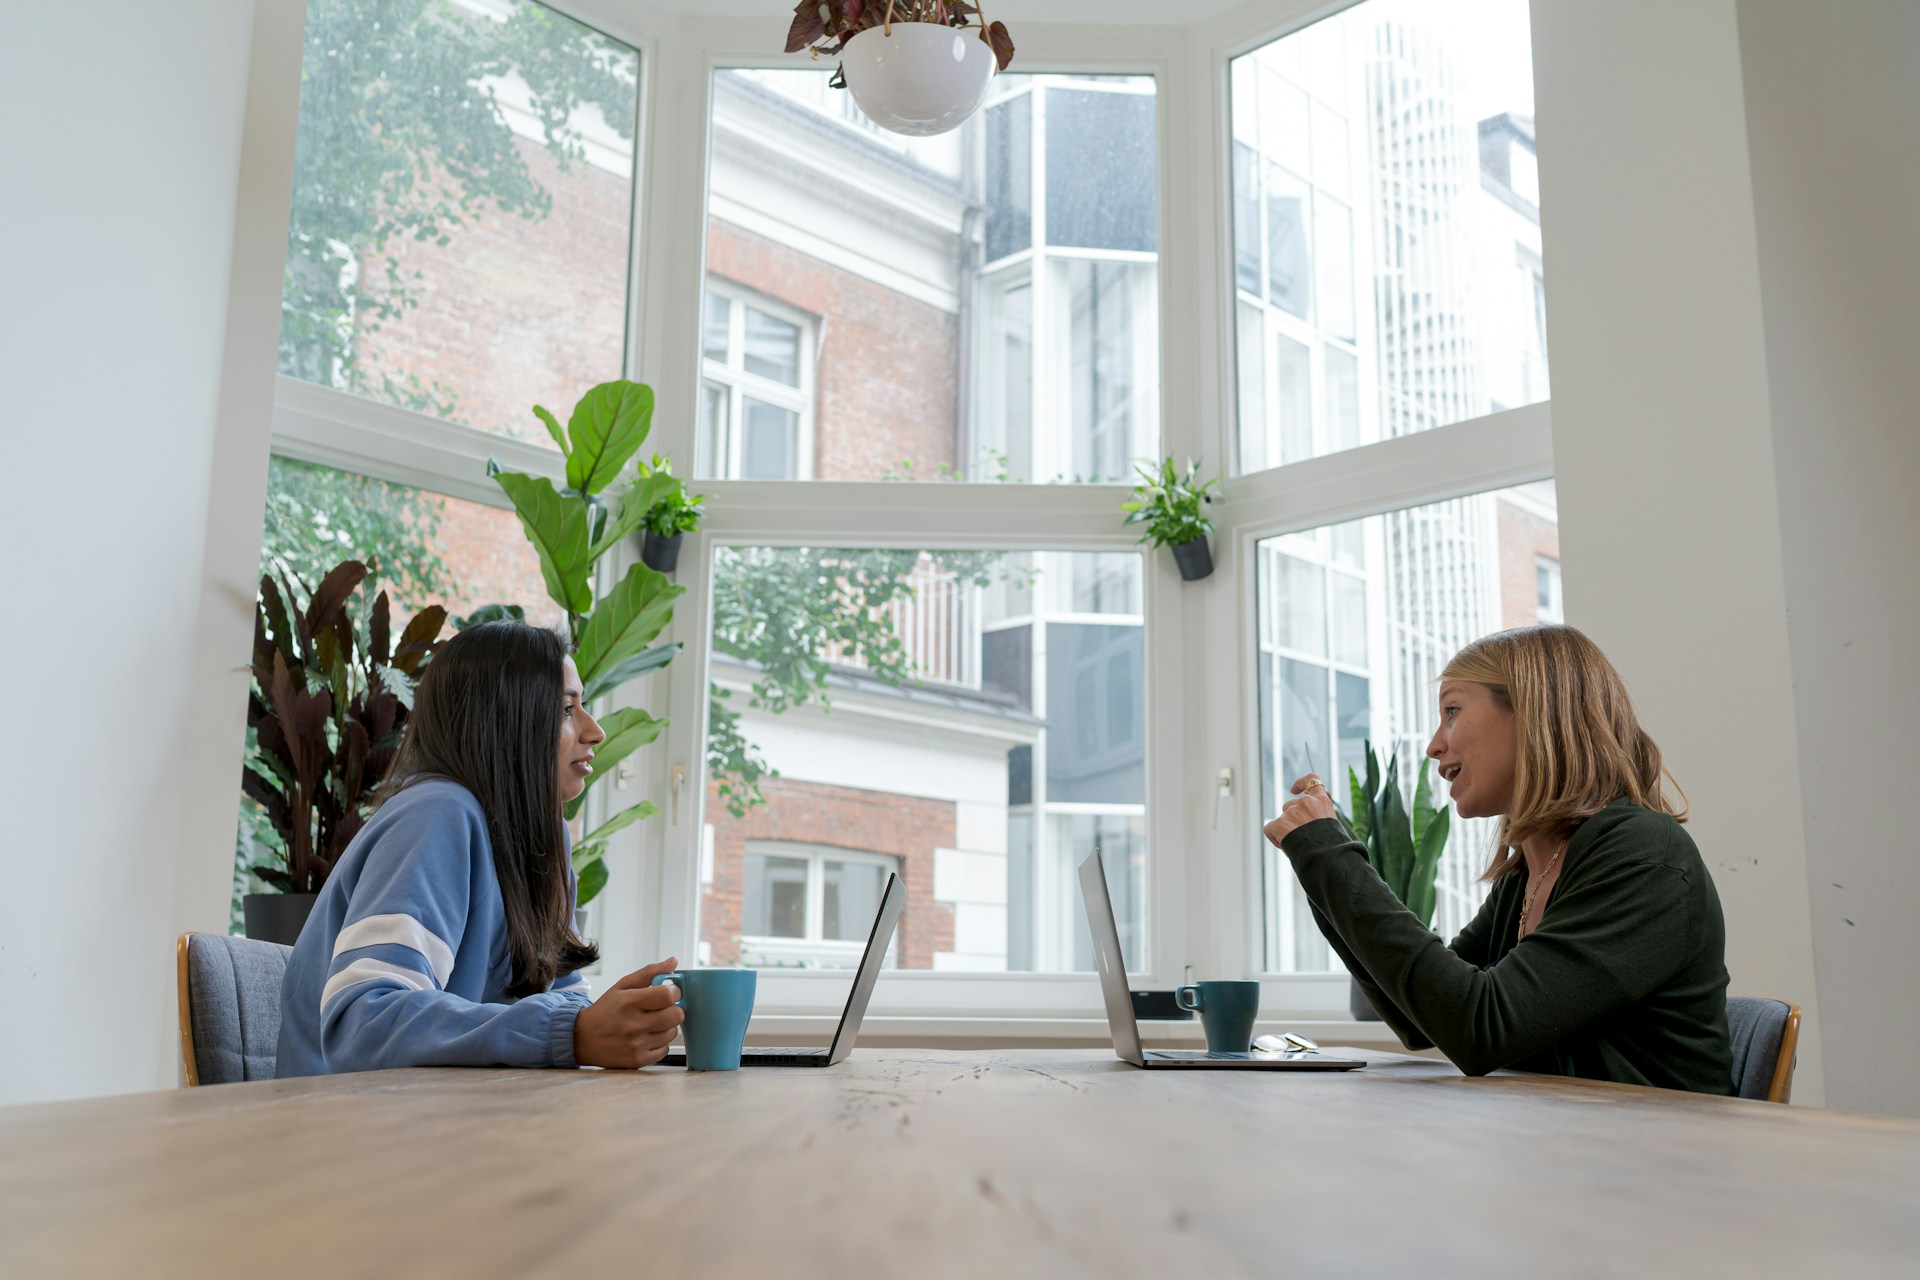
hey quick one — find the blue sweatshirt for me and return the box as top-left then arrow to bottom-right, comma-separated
276,778 -> 590,1077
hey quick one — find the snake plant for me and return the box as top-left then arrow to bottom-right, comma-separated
1344,741 -> 1451,928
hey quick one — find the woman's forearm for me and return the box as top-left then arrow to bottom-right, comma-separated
1302,895 -> 1435,1051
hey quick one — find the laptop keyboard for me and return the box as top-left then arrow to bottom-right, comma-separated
745,1047 -> 828,1057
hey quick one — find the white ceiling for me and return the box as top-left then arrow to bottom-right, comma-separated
644,0 -> 1252,21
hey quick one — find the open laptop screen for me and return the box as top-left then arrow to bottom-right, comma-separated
826,871 -> 905,1063
1078,850 -> 1148,1066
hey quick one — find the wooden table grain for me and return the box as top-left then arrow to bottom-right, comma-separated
2,1048 -> 1916,1279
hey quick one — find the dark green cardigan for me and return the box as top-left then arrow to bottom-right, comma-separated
1281,799 -> 1735,1094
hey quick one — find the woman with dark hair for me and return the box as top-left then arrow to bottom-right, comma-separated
277,621 -> 684,1075
1263,624 -> 1734,1093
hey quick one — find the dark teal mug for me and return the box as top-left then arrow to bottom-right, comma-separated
652,968 -> 757,1070
1175,980 -> 1261,1054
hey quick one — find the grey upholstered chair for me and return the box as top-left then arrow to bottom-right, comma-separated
1726,996 -> 1802,1103
176,932 -> 292,1086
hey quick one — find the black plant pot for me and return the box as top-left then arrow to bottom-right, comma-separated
1349,975 -> 1381,1021
640,530 -> 684,574
243,892 -> 319,946
1170,536 -> 1214,581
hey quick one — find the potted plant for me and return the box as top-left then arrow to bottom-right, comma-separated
1121,456 -> 1221,581
633,454 -> 705,575
1337,742 -> 1452,1019
241,559 -> 448,944
482,380 -> 686,908
786,1 -> 1015,137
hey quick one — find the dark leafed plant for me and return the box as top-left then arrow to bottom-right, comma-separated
786,1 -> 1015,82
1343,741 -> 1452,928
244,559 -> 448,895
482,379 -> 685,906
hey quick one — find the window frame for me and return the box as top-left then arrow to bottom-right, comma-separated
248,0 -> 1561,1030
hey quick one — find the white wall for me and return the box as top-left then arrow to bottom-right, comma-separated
0,0 -> 285,1104
1737,0 -> 1920,1117
1531,0 -> 1827,1101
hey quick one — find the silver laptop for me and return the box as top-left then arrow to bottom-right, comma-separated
661,870 -> 904,1068
1078,850 -> 1364,1071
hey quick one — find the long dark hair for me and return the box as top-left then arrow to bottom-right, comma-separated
385,621 -> 598,997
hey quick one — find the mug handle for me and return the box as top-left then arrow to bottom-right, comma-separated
651,972 -> 684,1005
1175,985 -> 1202,1012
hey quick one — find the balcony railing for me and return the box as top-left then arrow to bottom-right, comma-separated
827,554 -> 982,690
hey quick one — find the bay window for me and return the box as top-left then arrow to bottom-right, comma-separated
245,0 -> 1558,1028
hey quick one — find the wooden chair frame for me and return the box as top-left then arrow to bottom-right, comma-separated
176,932 -> 202,1088
1767,1002 -> 1803,1104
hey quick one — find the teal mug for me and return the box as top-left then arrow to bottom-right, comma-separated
1175,980 -> 1261,1054
652,968 -> 757,1070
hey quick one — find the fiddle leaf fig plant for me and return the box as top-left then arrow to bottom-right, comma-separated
244,559 -> 448,895
1344,741 -> 1452,928
481,379 -> 686,906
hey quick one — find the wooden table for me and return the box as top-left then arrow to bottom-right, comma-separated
3,1049 -> 1916,1278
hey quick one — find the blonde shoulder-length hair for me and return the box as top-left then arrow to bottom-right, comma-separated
1441,624 -> 1686,882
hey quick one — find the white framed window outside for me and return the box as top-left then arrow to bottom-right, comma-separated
698,283 -> 816,480
1537,555 -> 1564,624
739,843 -> 900,969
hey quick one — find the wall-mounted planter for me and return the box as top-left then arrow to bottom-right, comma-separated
1170,537 -> 1214,582
640,531 -> 684,574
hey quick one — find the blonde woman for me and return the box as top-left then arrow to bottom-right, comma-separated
1263,625 -> 1734,1093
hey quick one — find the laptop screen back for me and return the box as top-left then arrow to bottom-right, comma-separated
1078,850 -> 1147,1066
826,871 -> 905,1064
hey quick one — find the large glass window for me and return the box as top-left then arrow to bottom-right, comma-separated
1257,480 -> 1560,972
704,70 -> 1159,483
1231,0 -> 1547,475
278,0 -> 640,447
699,547 -> 1146,973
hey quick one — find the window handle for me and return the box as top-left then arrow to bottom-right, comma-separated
671,763 -> 686,825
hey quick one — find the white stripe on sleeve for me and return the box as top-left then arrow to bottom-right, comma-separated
332,913 -> 456,988
321,957 -> 437,1016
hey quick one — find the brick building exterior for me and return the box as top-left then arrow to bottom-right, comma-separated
1497,497 -> 1561,631
355,133 -> 634,626
706,220 -> 960,481
701,777 -> 957,969
357,138 -> 632,448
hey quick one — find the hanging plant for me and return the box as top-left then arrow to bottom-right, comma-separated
786,2 -> 1015,136
786,1 -> 1015,73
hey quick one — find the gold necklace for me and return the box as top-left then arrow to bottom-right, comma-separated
1518,846 -> 1565,939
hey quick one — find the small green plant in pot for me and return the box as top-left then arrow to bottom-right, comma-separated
241,559 -> 448,944
1121,456 -> 1221,581
1336,741 -> 1452,1019
634,454 -> 705,575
